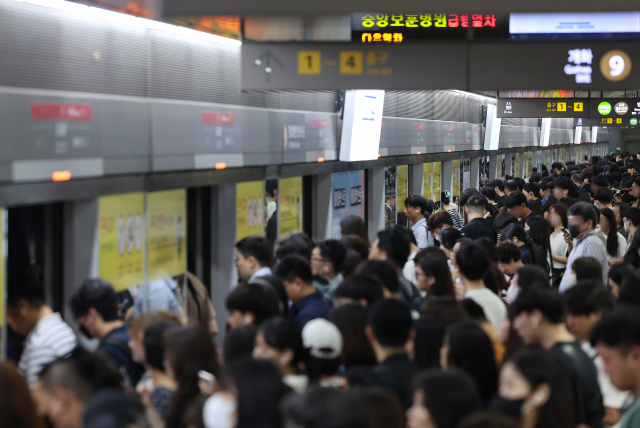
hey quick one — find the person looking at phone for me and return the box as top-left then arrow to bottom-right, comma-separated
548,204 -> 570,289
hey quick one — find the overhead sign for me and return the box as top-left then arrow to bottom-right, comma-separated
588,98 -> 640,118
339,90 -> 385,162
241,42 -> 466,90
498,98 -> 587,118
353,13 -> 498,30
576,117 -> 639,128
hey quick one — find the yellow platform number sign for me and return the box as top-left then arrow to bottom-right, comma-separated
298,51 -> 321,75
99,193 -> 145,291
340,51 -> 363,75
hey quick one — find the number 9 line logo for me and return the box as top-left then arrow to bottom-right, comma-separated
600,50 -> 632,82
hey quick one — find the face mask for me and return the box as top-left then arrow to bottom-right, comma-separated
435,234 -> 442,243
489,395 -> 525,421
568,224 -> 583,239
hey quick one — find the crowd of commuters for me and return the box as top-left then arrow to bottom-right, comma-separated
4,153 -> 640,428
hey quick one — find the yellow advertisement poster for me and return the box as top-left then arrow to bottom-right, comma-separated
237,181 -> 264,241
433,162 -> 441,203
515,153 -> 520,176
452,159 -> 460,197
497,155 -> 502,178
396,165 -> 409,203
279,177 -> 303,235
528,152 -> 534,176
147,189 -> 187,283
423,163 -> 432,200
99,193 -> 144,292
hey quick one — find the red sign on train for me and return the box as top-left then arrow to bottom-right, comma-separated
31,104 -> 92,121
202,112 -> 235,125
413,123 -> 424,131
310,119 -> 331,128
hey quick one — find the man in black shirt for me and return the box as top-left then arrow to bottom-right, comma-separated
461,196 -> 496,243
505,191 -> 533,228
512,287 -> 604,428
344,299 -> 417,410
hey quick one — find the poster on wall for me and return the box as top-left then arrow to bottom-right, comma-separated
497,155 -> 502,178
528,152 -> 534,177
511,154 -> 516,177
99,193 -> 145,292
452,160 -> 460,198
515,153 -> 520,177
424,163 -> 433,200
433,162 -> 442,206
279,177 -> 303,235
236,181 -> 264,241
396,165 -> 409,226
146,190 -> 187,283
349,170 -> 365,220
462,159 -> 470,192
332,172 -> 349,238
384,166 -> 397,225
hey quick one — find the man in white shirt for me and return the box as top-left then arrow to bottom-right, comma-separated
235,236 -> 273,283
403,195 -> 434,248
6,275 -> 77,388
456,241 -> 506,330
565,282 -> 629,428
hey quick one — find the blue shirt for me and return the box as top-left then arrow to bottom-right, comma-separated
519,244 -> 534,265
291,291 -> 328,328
134,277 -> 181,316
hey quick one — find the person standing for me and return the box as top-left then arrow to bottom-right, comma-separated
559,203 -> 609,292
461,196 -> 496,243
548,204 -> 570,288
310,240 -> 348,305
403,195 -> 434,248
440,191 -> 464,230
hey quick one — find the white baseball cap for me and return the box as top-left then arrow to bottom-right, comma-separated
301,318 -> 343,360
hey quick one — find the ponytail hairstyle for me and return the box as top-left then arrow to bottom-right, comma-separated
600,208 -> 620,258
501,223 -> 539,266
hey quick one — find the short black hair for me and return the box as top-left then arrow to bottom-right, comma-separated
260,316 -> 306,367
7,272 -> 44,308
513,177 -> 525,192
236,236 -> 272,267
551,162 -> 563,171
590,306 -> 640,353
369,299 -> 412,347
275,233 -> 315,261
334,275 -> 384,307
225,283 -> 281,324
496,240 -> 521,263
459,188 -> 481,208
493,211 -> 518,233
516,265 -> 549,291
265,179 -> 278,198
625,208 -> 640,227
224,325 -> 258,364
355,260 -> 400,294
567,202 -> 598,229
466,195 -> 488,214
376,226 -> 411,269
480,187 -> 496,201
456,242 -> 490,281
572,257 -> 603,282
275,255 -> 313,285
619,273 -> 640,307
439,227 -> 462,251
593,175 -> 610,189
405,195 -> 431,215
572,173 -> 583,184
553,177 -> 572,192
512,287 -> 565,324
144,321 -> 176,371
594,188 -> 614,204
489,179 -> 505,192
317,240 -> 348,273
564,281 -> 614,316
523,182 -> 539,196
475,237 -> 499,263
505,191 -> 527,209
609,263 -> 637,287
70,279 -> 119,321
505,181 -> 518,193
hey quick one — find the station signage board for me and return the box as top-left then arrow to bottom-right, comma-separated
588,98 -> 640,119
498,98 -> 587,118
576,117 -> 639,128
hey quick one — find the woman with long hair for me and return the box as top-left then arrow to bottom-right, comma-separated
340,216 -> 370,247
623,228 -> 640,268
0,361 -> 45,428
547,204 -> 569,288
441,321 -> 499,406
415,250 -> 456,299
599,208 -> 627,264
502,223 -> 539,266
164,327 -> 221,428
525,215 -> 552,275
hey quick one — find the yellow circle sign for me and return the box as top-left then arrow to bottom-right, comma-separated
600,50 -> 632,82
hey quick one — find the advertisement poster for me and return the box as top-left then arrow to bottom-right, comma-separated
528,152 -> 534,177
515,153 -> 520,176
511,154 -> 516,177
99,193 -> 144,291
396,165 -> 409,226
146,189 -> 187,283
279,177 -> 303,235
332,172 -> 350,237
384,167 -> 397,225
236,181 -> 264,241
496,155 -> 502,178
462,159 -> 470,191
433,162 -> 442,204
349,170 -> 365,220
424,163 -> 433,200
452,160 -> 460,197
